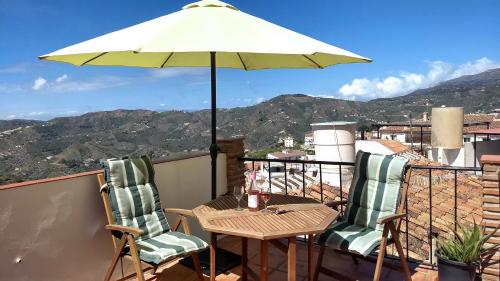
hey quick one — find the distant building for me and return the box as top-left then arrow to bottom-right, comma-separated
377,113 -> 500,145
462,114 -> 499,142
283,136 -> 294,148
304,131 -> 314,148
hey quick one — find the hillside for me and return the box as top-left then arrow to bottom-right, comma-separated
0,68 -> 499,184
366,68 -> 500,120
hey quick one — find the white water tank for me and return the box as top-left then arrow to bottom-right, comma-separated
312,121 -> 357,163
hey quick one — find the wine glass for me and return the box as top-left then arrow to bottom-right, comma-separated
233,185 -> 244,211
260,184 -> 272,213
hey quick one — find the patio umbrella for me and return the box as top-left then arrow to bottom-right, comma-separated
39,0 -> 371,199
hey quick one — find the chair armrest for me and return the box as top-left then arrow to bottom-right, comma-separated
377,213 -> 406,225
164,208 -> 195,218
325,200 -> 348,209
105,224 -> 144,237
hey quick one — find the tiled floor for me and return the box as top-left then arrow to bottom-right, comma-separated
122,236 -> 437,281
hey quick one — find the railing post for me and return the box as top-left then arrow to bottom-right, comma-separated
339,164 -> 343,213
284,162 -> 287,195
420,126 -> 423,151
474,133 -> 477,169
454,170 -> 458,233
405,192 -> 409,261
319,164 -> 323,203
428,168 -> 433,265
268,160 -> 272,191
302,163 -> 306,197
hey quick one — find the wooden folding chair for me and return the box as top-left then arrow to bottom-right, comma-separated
97,155 -> 206,281
314,151 -> 413,281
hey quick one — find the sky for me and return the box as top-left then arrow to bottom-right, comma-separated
0,0 -> 499,120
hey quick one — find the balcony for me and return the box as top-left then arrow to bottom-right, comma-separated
117,236 -> 436,281
0,138 -> 498,280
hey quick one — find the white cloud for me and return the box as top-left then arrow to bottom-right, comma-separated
338,78 -> 374,97
150,67 -> 208,79
338,57 -> 499,100
50,76 -> 129,92
55,74 -> 68,83
256,97 -> 265,103
450,57 -> 499,79
0,83 -> 23,93
202,100 -> 209,104
159,103 -> 166,107
0,63 -> 29,74
4,110 -> 80,120
32,77 -> 47,90
29,75 -> 130,92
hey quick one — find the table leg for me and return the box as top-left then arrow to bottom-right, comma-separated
288,237 -> 296,281
242,237 -> 248,281
261,240 -> 269,281
307,235 -> 313,281
210,233 -> 217,281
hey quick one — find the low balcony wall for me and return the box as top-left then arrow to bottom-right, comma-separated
0,152 -> 227,281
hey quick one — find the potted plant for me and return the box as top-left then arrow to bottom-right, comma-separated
437,221 -> 499,281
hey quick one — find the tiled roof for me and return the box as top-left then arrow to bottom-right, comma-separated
463,113 -> 495,123
379,126 -> 431,133
373,139 -> 411,154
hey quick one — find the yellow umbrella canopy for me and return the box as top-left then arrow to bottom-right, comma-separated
39,0 -> 371,199
39,0 -> 370,69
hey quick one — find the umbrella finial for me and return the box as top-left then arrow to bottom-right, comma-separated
183,0 -> 238,11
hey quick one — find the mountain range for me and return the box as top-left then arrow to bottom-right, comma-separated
1,68 -> 499,184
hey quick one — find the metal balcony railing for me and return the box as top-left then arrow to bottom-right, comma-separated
239,156 -> 484,265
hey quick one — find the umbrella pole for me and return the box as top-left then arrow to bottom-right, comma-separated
210,51 -> 217,200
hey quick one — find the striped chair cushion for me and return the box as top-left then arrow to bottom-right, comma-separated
136,231 -> 208,264
102,155 -> 170,241
343,151 -> 407,231
316,151 -> 407,256
316,221 -> 383,256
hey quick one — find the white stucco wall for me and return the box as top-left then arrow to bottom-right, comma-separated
427,139 -> 500,167
0,153 -> 227,281
464,139 -> 500,167
355,140 -> 395,155
429,147 -> 465,166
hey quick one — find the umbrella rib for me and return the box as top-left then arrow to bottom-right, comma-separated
302,55 -> 324,69
80,52 -> 108,66
160,52 -> 174,68
236,52 -> 248,70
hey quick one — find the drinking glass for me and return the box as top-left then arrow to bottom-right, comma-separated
233,185 -> 244,211
260,185 -> 272,213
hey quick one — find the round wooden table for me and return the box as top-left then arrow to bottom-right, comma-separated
193,194 -> 339,281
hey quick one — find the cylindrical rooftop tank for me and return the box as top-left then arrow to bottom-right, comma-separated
431,107 -> 464,149
312,121 -> 356,163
